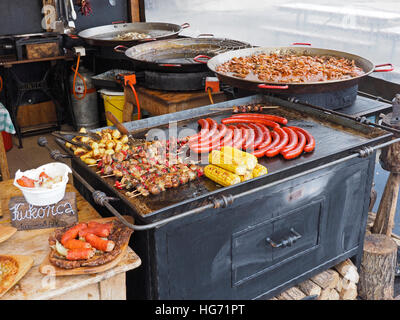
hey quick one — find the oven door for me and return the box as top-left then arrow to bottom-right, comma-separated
153,156 -> 373,299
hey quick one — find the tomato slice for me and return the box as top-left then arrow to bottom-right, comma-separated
17,176 -> 36,188
39,171 -> 50,180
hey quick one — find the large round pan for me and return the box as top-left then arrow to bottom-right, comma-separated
207,46 -> 393,94
78,22 -> 190,47
114,37 -> 251,73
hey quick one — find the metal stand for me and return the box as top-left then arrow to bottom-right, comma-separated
4,59 -> 73,148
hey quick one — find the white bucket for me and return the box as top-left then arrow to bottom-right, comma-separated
13,162 -> 72,206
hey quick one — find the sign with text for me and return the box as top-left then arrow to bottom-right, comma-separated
9,192 -> 78,230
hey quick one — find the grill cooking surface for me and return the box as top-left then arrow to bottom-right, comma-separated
63,95 -> 391,222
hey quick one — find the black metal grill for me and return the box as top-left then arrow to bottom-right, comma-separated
60,94 -> 394,299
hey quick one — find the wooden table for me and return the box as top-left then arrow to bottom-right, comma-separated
0,180 -> 141,300
123,85 -> 227,122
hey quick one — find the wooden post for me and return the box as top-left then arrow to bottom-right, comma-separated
0,133 -> 10,180
373,128 -> 400,236
372,172 -> 400,235
129,0 -> 141,22
358,234 -> 397,300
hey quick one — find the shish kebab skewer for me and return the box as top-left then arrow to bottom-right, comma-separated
210,104 -> 279,113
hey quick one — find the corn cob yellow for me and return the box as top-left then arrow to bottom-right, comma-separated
204,164 -> 241,187
240,170 -> 253,182
208,150 -> 248,175
252,164 -> 268,177
220,146 -> 257,170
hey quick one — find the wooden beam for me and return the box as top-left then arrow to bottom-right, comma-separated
129,0 -> 141,22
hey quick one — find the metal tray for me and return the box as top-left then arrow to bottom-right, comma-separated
57,94 -> 392,223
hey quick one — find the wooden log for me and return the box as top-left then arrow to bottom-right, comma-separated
340,280 -> 358,300
358,234 -> 397,300
372,172 -> 400,236
334,259 -> 359,283
317,288 -> 335,300
329,289 -> 340,300
297,279 -> 322,297
335,278 -> 343,293
311,269 -> 339,289
276,287 -> 306,300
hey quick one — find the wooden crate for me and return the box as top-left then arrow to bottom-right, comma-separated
25,42 -> 60,60
16,100 -> 57,129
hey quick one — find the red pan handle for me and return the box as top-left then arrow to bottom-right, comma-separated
292,43 -> 312,46
193,55 -> 211,64
258,84 -> 289,90
114,45 -> 128,53
374,63 -> 394,73
112,20 -> 126,24
181,23 -> 190,29
159,64 -> 182,67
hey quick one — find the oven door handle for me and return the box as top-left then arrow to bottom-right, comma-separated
266,228 -> 302,248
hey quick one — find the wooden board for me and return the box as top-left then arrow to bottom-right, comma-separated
9,192 -> 78,231
0,255 -> 34,298
0,180 -> 141,300
0,225 -> 17,243
38,217 -> 133,276
123,85 -> 227,121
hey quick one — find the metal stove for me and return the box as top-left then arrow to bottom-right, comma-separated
49,77 -> 399,300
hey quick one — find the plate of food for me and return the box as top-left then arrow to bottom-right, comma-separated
0,255 -> 34,298
39,217 -> 133,276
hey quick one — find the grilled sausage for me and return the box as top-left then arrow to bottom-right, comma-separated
281,131 -> 306,160
288,126 -> 316,153
229,113 -> 288,125
251,131 -> 280,158
265,127 -> 289,157
281,127 -> 299,153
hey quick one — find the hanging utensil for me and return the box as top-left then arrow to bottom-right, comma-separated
69,0 -> 77,20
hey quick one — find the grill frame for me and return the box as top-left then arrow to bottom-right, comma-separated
57,94 -> 392,225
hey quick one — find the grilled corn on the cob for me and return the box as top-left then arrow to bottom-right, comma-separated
208,150 -> 248,175
204,164 -> 241,187
220,146 -> 257,170
252,164 -> 268,177
240,170 -> 253,182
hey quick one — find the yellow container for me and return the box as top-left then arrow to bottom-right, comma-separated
102,94 -> 125,126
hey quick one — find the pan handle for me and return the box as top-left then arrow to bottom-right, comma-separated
193,55 -> 211,64
374,63 -> 394,73
112,20 -> 126,24
114,45 -> 128,53
292,42 -> 312,46
159,63 -> 182,67
197,33 -> 214,38
258,84 -> 289,90
137,38 -> 157,43
181,22 -> 190,29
